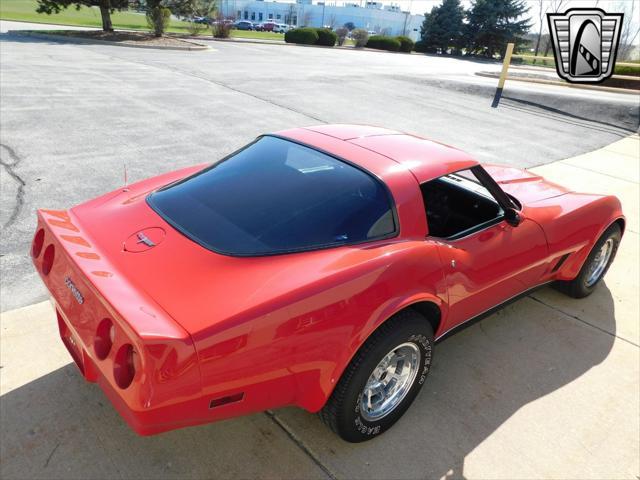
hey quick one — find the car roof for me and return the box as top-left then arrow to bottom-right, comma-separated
276,124 -> 479,184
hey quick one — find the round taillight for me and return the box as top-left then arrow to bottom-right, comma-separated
32,229 -> 45,258
94,318 -> 114,360
114,344 -> 136,389
42,244 -> 55,275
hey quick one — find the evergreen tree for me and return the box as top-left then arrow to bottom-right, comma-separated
464,0 -> 531,58
420,0 -> 464,54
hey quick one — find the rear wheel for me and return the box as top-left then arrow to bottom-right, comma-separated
555,223 -> 621,298
320,310 -> 433,442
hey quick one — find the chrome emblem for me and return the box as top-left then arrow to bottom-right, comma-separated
124,227 -> 165,253
136,232 -> 156,247
64,276 -> 84,305
547,8 -> 623,83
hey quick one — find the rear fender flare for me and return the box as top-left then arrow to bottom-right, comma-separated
299,292 -> 445,412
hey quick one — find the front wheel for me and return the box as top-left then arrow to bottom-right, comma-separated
555,223 -> 621,298
320,310 -> 433,442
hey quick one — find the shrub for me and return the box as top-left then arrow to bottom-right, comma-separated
366,35 -> 401,52
413,40 -> 436,53
351,28 -> 369,48
187,19 -> 209,36
212,16 -> 233,38
315,28 -> 337,46
146,6 -> 171,37
395,35 -> 414,53
614,64 -> 640,76
335,27 -> 348,46
284,27 -> 319,45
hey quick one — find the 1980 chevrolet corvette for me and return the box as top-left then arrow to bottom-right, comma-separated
32,125 -> 624,442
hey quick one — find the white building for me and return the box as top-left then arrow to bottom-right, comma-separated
219,0 -> 424,40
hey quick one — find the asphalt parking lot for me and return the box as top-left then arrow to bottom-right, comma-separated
1,29 -> 639,479
1,29 -> 638,311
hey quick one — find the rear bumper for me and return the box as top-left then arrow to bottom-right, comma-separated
53,300 -> 212,435
33,209 -> 207,435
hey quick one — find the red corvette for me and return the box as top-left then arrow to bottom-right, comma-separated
32,125 -> 624,442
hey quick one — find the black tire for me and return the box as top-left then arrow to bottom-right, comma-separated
320,309 -> 433,442
555,223 -> 621,299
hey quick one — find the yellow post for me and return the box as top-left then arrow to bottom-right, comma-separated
492,42 -> 514,108
497,42 -> 515,90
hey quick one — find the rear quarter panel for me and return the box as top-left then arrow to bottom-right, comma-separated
284,241 -> 447,412
191,240 -> 447,414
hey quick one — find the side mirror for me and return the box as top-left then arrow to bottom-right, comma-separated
505,208 -> 522,227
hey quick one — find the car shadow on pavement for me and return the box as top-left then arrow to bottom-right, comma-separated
0,285 -> 617,480
500,96 -> 639,134
0,367 -> 328,479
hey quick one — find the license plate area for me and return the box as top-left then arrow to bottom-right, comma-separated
56,307 -> 85,375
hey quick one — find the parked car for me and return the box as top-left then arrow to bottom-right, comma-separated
192,16 -> 210,24
273,23 -> 290,33
32,125 -> 624,442
233,20 -> 253,30
257,21 -> 278,32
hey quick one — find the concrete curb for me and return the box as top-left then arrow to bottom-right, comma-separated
11,30 -> 210,51
203,36 -> 422,55
476,71 -> 638,95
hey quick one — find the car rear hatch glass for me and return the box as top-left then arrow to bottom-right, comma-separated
147,136 -> 397,256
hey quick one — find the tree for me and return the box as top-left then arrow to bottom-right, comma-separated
541,0 -> 566,58
36,0 -> 129,32
146,0 -> 171,36
327,13 -> 337,29
351,28 -> 368,48
464,0 -> 531,58
144,0 -> 214,37
164,0 -> 215,18
184,0 -> 216,35
343,21 -> 355,31
615,0 -> 640,60
335,26 -> 348,46
420,0 -> 464,54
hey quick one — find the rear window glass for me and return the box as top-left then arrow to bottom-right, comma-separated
147,136 -> 396,256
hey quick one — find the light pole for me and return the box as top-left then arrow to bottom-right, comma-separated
402,0 -> 413,36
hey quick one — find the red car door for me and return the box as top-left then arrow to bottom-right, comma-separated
435,217 -> 548,332
420,166 -> 549,334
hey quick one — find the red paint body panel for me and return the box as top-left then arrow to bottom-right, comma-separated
31,125 -> 624,435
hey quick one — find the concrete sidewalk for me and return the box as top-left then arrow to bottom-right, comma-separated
1,136 -> 638,479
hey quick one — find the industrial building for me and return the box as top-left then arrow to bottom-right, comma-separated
219,0 -> 424,40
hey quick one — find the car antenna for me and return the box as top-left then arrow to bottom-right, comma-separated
123,163 -> 129,192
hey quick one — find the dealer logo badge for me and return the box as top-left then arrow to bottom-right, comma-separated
547,8 -> 623,83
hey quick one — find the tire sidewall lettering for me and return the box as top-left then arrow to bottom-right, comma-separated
352,335 -> 433,436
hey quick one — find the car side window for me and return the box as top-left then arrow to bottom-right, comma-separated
421,169 -> 504,239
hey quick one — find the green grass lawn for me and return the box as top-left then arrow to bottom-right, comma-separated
512,52 -> 639,76
0,0 -> 284,40
229,30 -> 283,41
1,0 -> 162,30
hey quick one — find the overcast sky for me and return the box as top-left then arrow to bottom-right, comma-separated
320,0 -> 639,35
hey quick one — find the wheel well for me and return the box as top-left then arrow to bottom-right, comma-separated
408,301 -> 441,336
614,218 -> 625,236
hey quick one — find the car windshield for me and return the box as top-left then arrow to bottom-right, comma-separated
147,136 -> 396,256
